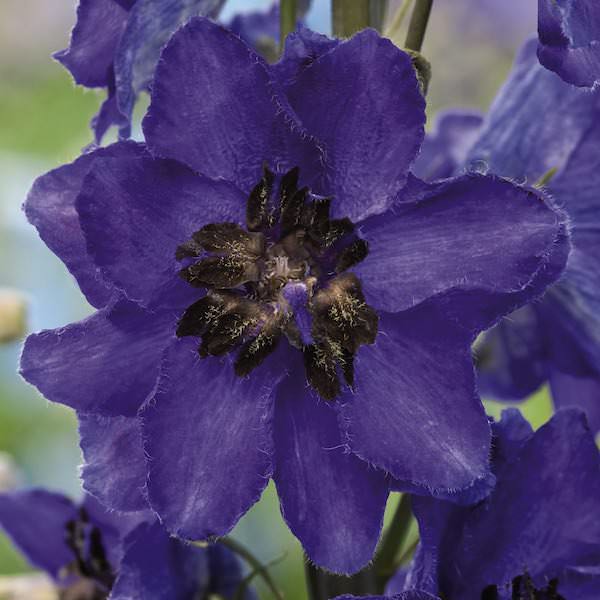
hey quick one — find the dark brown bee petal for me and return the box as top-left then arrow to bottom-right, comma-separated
247,165 -> 275,232
176,295 -> 223,337
175,239 -> 204,260
235,328 -> 281,376
304,343 -> 341,401
180,256 -> 259,288
340,348 -> 355,388
193,222 -> 264,257
280,187 -> 309,236
278,166 -> 300,211
200,311 -> 257,357
322,217 -> 354,247
336,239 -> 369,272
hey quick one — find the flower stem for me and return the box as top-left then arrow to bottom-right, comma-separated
280,0 -> 298,51
370,494 -> 413,591
404,0 -> 434,52
218,537 -> 284,600
332,0 -> 370,37
369,1 -> 389,32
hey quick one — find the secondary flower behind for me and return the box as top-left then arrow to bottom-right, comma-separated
21,21 -> 568,574
0,489 -> 249,600
389,409 -> 600,600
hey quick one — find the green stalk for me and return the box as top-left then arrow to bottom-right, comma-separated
370,494 -> 413,591
332,0 -> 371,37
280,0 -> 298,51
218,537 -> 284,600
369,0 -> 389,32
404,0 -> 434,52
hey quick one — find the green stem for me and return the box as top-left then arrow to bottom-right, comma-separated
371,494 -> 413,591
383,0 -> 413,39
369,0 -> 389,32
218,537 -> 284,600
305,560 -> 376,600
332,0 -> 371,37
280,0 -> 297,51
404,0 -> 434,52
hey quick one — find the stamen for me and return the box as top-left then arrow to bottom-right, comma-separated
176,165 -> 378,400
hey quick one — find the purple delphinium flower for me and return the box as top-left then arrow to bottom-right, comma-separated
538,0 -> 600,88
55,0 -> 225,143
387,409 -> 600,600
21,21 -> 568,573
334,594 -> 438,600
438,40 -> 600,432
0,489 -> 248,600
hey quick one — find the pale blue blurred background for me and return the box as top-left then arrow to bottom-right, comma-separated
0,1 -> 543,596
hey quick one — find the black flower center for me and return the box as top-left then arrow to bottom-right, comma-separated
176,165 -> 378,400
480,573 -> 566,600
60,508 -> 114,600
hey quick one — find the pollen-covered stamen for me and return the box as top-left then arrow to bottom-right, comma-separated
176,165 -> 378,400
305,273 -> 378,399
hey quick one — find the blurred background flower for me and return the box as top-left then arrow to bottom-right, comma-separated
0,1 -> 552,597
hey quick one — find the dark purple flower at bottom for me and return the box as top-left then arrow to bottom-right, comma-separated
537,0 -> 600,88
390,409 -> 600,600
21,21 -> 568,574
0,489 -> 248,600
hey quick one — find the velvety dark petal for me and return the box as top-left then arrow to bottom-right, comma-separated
0,490 -> 78,579
113,0 -> 225,126
24,141 -> 144,308
355,174 -> 564,315
54,0 -> 129,87
77,154 -> 246,308
273,361 -> 388,574
286,29 -> 425,222
143,18 -> 320,193
338,309 -> 491,495
78,413 -> 148,512
538,0 -> 600,87
411,110 -> 483,181
476,305 -> 549,400
110,520 -> 208,600
550,371 -> 600,433
412,409 -> 600,599
143,337 -> 282,540
20,299 -> 172,416
273,25 -> 340,89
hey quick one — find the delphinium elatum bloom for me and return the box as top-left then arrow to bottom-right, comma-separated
432,40 -> 600,433
56,0 -> 225,142
387,409 -> 600,600
0,489 -> 250,600
537,0 -> 600,88
21,21 -> 568,573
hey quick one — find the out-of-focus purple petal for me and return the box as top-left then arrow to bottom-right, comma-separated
0,490 -> 78,579
286,29 -> 425,222
355,174 -> 565,315
273,360 -> 388,574
143,337 -> 283,540
20,299 -> 172,416
76,154 -> 246,309
550,371 -> 600,433
409,409 -> 600,598
113,0 -> 225,126
538,0 -> 600,87
79,413 -> 148,512
143,18 -> 321,193
412,110 -> 483,181
338,309 -> 491,494
54,0 -> 129,87
23,141 -> 145,308
228,3 -> 279,51
334,593 -> 438,600
110,520 -> 208,600
91,76 -> 131,144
